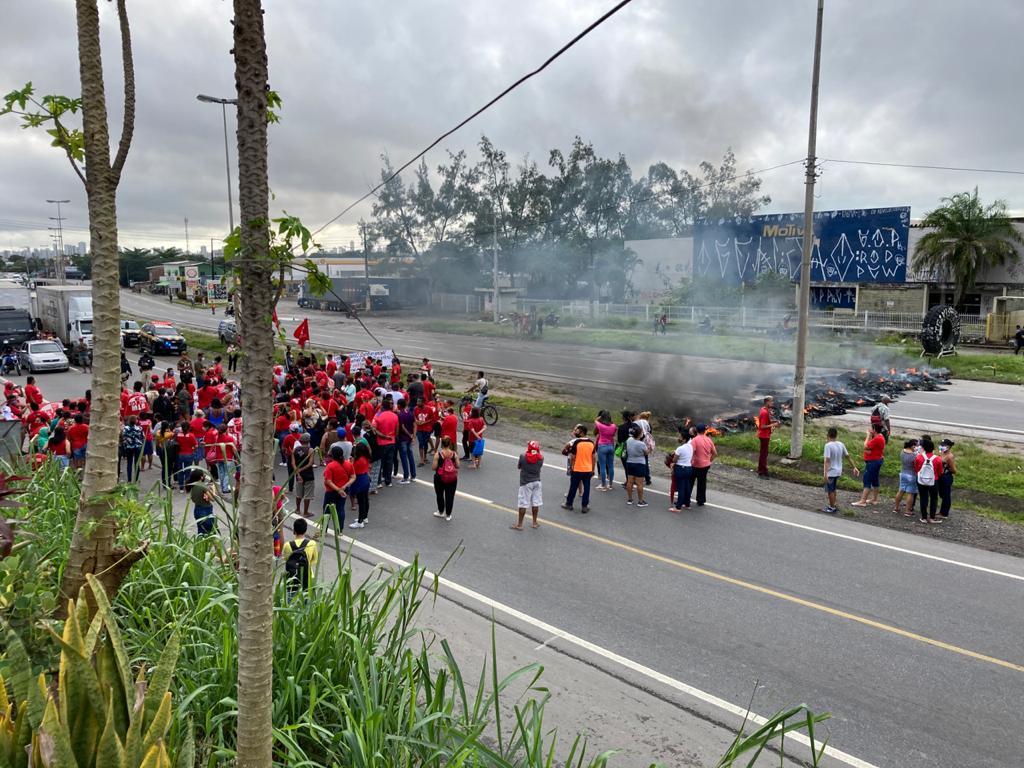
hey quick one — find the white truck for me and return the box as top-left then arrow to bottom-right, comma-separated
31,284 -> 94,348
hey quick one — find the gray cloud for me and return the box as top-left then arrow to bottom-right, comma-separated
1,0 -> 1022,252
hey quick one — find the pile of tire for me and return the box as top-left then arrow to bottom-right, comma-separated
920,304 -> 960,354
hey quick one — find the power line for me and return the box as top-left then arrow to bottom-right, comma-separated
822,158 -> 1024,176
309,0 -> 636,238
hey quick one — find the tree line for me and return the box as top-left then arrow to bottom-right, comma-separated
365,136 -> 771,300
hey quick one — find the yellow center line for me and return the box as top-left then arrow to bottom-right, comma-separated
461,488 -> 1024,674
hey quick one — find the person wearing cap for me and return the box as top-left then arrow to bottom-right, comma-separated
513,441 -> 544,530
291,432 -> 316,517
937,439 -> 957,518
872,396 -> 892,441
560,424 -> 595,513
281,423 -> 303,492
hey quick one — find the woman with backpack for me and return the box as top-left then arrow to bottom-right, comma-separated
432,436 -> 460,521
914,436 -> 944,524
120,416 -> 145,482
937,438 -> 957,519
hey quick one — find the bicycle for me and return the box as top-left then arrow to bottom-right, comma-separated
460,394 -> 498,426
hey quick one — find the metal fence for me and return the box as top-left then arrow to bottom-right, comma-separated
432,292 -> 484,314
512,299 -> 985,338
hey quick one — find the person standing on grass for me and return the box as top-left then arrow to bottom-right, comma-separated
756,396 -> 780,478
513,441 -> 544,530
822,427 -> 858,514
893,439 -> 919,517
187,468 -> 217,536
432,435 -> 460,521
670,430 -> 694,511
561,424 -> 596,513
623,426 -> 650,507
291,433 -> 316,518
852,423 -> 886,508
593,410 -> 617,491
937,439 -> 957,518
914,436 -> 944,524
689,424 -> 717,507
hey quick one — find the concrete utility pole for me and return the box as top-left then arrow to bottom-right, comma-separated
360,221 -> 371,312
46,198 -> 70,284
789,0 -> 824,460
184,217 -> 191,255
492,208 -> 499,323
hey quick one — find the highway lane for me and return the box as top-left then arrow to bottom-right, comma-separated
261,436 -> 1023,768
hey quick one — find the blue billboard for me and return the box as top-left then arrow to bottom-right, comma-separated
693,206 -> 910,284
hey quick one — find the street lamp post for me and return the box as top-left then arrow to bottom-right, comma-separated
196,94 -> 237,236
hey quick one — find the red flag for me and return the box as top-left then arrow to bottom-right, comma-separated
272,308 -> 286,341
293,318 -> 310,349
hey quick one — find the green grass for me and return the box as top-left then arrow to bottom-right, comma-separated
937,352 -> 1024,385
424,319 -> 916,371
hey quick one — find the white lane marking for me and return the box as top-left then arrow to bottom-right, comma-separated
838,410 -> 1024,436
484,447 -> 1024,583
970,395 -> 1017,402
893,401 -> 940,407
328,532 -> 879,768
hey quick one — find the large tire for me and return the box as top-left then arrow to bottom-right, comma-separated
921,304 -> 960,354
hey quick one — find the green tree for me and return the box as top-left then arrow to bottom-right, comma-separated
913,188 -> 1024,307
3,0 -> 139,603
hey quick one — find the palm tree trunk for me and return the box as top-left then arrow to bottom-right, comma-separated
233,1 -> 275,765
60,0 -> 139,605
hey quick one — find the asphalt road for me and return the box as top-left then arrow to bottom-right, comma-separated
254,437 -> 1022,767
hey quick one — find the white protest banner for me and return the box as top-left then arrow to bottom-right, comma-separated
345,348 -> 395,370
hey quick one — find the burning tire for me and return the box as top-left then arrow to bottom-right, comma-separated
920,304 -> 960,354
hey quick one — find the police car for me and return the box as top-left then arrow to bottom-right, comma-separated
140,321 -> 187,355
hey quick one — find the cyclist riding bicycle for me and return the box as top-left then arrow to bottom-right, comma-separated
468,371 -> 489,409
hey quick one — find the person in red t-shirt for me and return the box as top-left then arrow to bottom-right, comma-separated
124,382 -> 149,419
322,445 -> 355,524
281,424 -> 302,491
326,355 -> 338,378
852,423 -> 887,507
389,359 -> 402,385
67,414 -> 89,469
174,426 -> 197,490
371,400 -> 400,486
422,377 -> 435,403
358,397 -> 377,423
414,397 -> 437,465
440,407 -> 458,451
755,396 -> 780,478
23,377 -> 43,407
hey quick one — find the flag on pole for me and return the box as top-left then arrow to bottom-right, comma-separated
272,308 -> 286,341
293,318 -> 310,349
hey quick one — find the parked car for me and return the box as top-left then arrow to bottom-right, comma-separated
139,320 -> 187,355
19,339 -> 70,373
218,319 -> 238,344
120,319 -> 141,347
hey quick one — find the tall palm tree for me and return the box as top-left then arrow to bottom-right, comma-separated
913,188 -> 1023,307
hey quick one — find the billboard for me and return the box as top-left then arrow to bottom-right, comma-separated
694,206 -> 910,284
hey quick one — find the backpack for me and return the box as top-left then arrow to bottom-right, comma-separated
916,455 -> 936,487
285,539 -> 310,590
870,406 -> 883,426
438,452 -> 458,483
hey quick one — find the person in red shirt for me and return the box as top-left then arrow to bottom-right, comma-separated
852,423 -> 887,508
67,414 -> 89,469
440,406 -> 458,451
208,357 -> 224,381
341,355 -> 351,377
913,436 -> 944,523
422,376 -> 435,403
211,424 -> 237,494
123,382 -> 149,418
755,396 -> 779,478
322,444 -> 355,524
23,377 -> 43,408
358,396 -> 377,423
139,413 -> 155,470
197,381 -> 219,411
414,397 -> 437,465
371,400 -> 400,486
389,358 -> 402,385
174,426 -> 197,491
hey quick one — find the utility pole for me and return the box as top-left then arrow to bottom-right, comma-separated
789,0 -> 825,460
210,237 -> 216,279
492,208 -> 499,323
360,221 -> 371,312
184,217 -> 191,256
46,199 -> 70,284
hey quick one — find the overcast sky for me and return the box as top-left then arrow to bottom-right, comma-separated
1,0 -> 1022,253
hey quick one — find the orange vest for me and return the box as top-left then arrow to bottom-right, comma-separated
571,439 -> 595,473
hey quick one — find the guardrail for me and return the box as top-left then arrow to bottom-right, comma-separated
512,299 -> 985,337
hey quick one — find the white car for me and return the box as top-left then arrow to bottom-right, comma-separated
19,340 -> 70,373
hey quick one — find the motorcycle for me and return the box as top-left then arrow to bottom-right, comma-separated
0,354 -> 19,377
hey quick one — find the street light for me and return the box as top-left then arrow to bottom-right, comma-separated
196,94 -> 237,237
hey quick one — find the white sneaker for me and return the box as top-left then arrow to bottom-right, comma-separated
349,521 -> 364,529
433,511 -> 444,518
399,479 -> 411,485
445,515 -> 452,522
